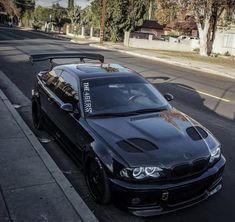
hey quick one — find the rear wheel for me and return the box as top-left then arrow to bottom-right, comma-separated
32,98 -> 44,130
85,157 -> 111,204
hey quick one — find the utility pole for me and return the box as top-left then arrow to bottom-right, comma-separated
68,0 -> 74,9
100,0 -> 106,45
149,0 -> 153,20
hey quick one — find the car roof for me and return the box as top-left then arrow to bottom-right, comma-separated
54,63 -> 139,79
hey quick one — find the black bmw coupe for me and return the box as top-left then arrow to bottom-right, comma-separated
31,53 -> 225,216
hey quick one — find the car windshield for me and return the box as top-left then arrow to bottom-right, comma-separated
81,76 -> 170,117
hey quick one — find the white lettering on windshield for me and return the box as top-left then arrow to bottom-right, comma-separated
83,82 -> 92,113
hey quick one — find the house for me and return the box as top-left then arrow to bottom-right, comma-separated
213,24 -> 235,56
137,20 -> 165,37
164,17 -> 198,37
213,12 -> 235,56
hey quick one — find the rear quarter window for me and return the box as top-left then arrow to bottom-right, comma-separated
42,70 -> 60,91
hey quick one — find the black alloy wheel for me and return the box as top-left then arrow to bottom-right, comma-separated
32,98 -> 44,130
85,157 -> 111,204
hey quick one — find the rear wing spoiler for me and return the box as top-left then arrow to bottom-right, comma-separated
29,53 -> 104,66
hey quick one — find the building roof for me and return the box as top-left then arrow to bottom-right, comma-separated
164,17 -> 197,31
140,20 -> 165,30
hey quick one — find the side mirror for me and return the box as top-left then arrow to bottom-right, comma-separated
60,103 -> 74,112
164,93 -> 174,102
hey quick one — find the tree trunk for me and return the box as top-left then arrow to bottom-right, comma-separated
197,18 -> 211,56
199,36 -> 208,56
208,7 -> 224,55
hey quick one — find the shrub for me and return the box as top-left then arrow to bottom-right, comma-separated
32,21 -> 42,30
210,53 -> 220,57
193,48 -> 200,53
224,51 -> 231,56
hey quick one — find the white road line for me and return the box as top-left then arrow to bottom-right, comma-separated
178,85 -> 231,103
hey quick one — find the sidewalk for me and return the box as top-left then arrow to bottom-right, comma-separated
89,42 -> 235,80
0,89 -> 98,222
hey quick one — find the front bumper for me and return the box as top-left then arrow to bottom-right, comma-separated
109,156 -> 226,217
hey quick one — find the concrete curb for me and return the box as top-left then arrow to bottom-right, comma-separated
0,89 -> 98,222
89,43 -> 235,80
71,39 -> 99,45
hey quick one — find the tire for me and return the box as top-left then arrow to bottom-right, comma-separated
32,98 -> 44,130
85,156 -> 111,204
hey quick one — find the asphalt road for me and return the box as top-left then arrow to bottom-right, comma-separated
0,26 -> 235,222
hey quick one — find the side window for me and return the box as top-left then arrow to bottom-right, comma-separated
54,71 -> 79,105
42,69 -> 62,92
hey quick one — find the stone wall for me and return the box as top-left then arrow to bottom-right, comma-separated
66,25 -> 100,41
213,26 -> 235,56
124,32 -> 199,52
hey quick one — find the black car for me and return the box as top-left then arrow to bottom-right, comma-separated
31,53 -> 225,216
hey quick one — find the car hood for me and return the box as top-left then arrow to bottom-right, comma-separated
86,109 -> 216,167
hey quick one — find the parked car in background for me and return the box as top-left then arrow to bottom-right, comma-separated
178,35 -> 191,41
190,36 -> 199,40
132,31 -> 158,39
177,35 -> 199,42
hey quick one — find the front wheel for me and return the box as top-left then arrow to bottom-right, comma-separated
85,157 -> 111,204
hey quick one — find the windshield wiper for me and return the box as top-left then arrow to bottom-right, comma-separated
88,108 -> 167,118
130,108 -> 167,114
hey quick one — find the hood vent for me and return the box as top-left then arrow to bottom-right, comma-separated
186,126 -> 208,141
117,138 -> 158,153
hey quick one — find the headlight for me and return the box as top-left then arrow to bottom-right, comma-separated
120,166 -> 163,180
209,145 -> 221,163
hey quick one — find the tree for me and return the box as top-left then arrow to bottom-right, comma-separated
68,0 -> 74,9
90,0 -> 148,42
67,4 -> 81,26
16,0 -> 35,25
155,0 -> 179,24
0,0 -> 20,20
126,0 -> 148,31
80,6 -> 93,26
157,0 -> 235,56
52,3 -> 67,20
89,0 -> 102,27
34,5 -> 50,22
15,0 -> 35,16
